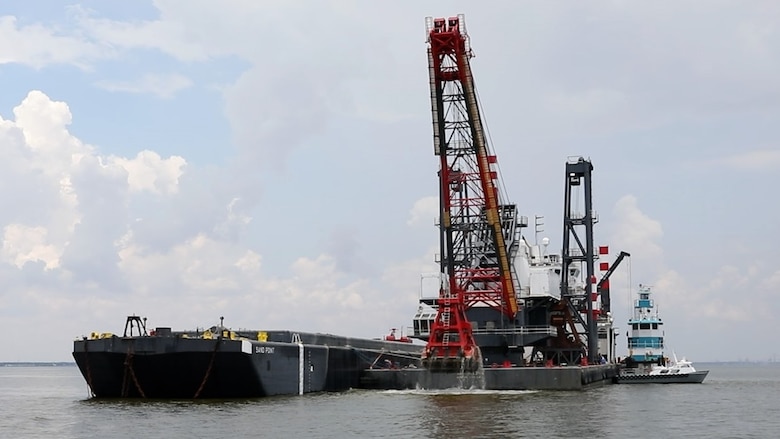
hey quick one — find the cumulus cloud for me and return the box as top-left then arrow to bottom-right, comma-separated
13,90 -> 85,159
407,196 -> 438,226
109,150 -> 186,194
1,224 -> 60,269
610,195 -> 664,272
607,194 -> 775,338
0,91 -> 187,286
0,89 -> 433,360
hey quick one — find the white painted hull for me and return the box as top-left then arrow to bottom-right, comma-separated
615,370 -> 708,384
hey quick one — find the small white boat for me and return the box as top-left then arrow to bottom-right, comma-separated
617,355 -> 709,384
649,356 -> 698,375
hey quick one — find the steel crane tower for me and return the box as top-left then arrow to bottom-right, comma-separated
422,15 -> 519,372
560,157 -> 598,364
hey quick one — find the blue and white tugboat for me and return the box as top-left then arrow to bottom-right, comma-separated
615,285 -> 708,384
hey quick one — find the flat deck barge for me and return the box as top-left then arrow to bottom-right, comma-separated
360,364 -> 618,391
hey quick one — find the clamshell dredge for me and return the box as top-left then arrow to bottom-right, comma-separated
402,14 -> 620,390
73,316 -> 422,398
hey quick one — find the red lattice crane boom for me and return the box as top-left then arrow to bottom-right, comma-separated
422,15 -> 518,372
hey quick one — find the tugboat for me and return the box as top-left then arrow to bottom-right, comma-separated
615,285 -> 708,384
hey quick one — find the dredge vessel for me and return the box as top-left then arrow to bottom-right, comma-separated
409,14 -> 625,373
364,14 -> 623,391
73,14 -> 624,396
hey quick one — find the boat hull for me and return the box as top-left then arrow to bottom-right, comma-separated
614,370 -> 709,384
73,331 -> 422,398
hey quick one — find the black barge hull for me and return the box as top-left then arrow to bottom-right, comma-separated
360,364 -> 618,391
73,330 -> 422,398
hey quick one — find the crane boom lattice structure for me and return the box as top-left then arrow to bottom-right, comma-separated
422,15 -> 519,372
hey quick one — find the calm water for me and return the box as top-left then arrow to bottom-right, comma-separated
1,363 -> 778,438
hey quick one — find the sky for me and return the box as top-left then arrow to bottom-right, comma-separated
1,1 -> 778,362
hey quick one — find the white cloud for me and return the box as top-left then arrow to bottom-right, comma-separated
610,195 -> 664,274
71,3 -> 234,62
380,247 -> 439,301
12,90 -> 86,158
606,194 -> 775,349
0,90 -> 189,289
222,65 -> 337,167
407,196 -> 437,226
0,88 -> 436,359
0,15 -> 110,68
1,224 -> 60,269
710,149 -> 780,171
95,73 -> 194,99
2,3 -> 780,363
213,197 -> 252,241
235,250 -> 261,272
109,150 -> 186,194
69,2 -> 407,169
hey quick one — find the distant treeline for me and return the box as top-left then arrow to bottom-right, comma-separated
0,362 -> 75,367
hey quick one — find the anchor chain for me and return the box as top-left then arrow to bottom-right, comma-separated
122,347 -> 146,398
83,341 -> 95,397
194,339 -> 220,399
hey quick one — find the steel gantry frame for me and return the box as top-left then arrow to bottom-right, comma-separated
560,157 -> 598,364
422,15 -> 518,372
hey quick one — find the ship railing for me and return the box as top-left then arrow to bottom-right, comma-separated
413,325 -> 556,338
471,325 -> 556,336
